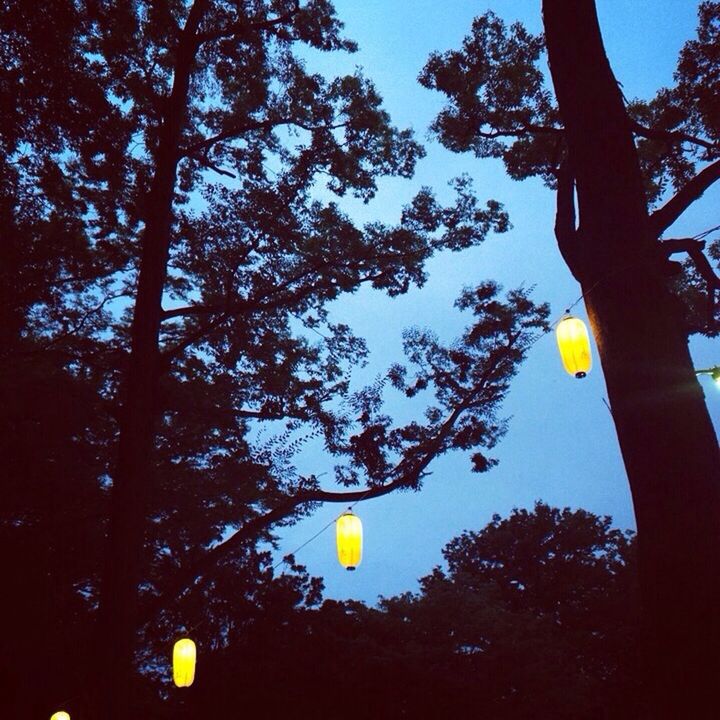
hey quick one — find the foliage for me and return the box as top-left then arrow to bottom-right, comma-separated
179,503 -> 642,719
0,356 -> 107,716
0,1 -> 549,712
421,2 -> 720,333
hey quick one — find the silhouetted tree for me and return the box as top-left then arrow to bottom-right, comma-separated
1,2 -> 548,715
0,357 -> 108,717
182,503 -> 641,719
421,2 -> 720,714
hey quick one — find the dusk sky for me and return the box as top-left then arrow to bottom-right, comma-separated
273,0 -> 720,604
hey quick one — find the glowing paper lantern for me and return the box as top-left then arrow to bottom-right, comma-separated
173,638 -> 197,687
556,314 -> 592,378
336,510 -> 362,571
51,713 -> 70,720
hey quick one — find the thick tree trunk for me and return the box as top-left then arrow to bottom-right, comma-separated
543,1 -> 720,717
96,3 -> 208,717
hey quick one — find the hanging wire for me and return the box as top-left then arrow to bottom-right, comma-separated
270,288 -> 599,570
693,224 -> 720,241
601,397 -> 614,418
271,483 -> 378,573
272,513 -> 339,571
269,257 -> 668,571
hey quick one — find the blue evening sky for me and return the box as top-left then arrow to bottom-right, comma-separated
273,1 -> 720,604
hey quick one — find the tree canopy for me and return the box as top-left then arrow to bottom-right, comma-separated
180,503 -> 641,719
420,3 -> 720,330
0,1 -> 549,715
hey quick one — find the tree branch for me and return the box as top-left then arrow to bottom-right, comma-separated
140,394 -> 466,623
196,0 -> 301,44
136,479 -> 407,628
659,238 -> 720,328
141,333 -> 525,625
650,159 -> 720,237
162,303 -> 222,321
183,118 -> 346,158
475,123 -> 563,140
632,121 -> 717,153
234,408 -> 296,421
159,313 -> 229,370
191,154 -> 237,178
38,292 -> 131,351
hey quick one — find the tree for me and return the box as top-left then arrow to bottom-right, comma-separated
0,357 -> 108,717
1,2 -> 549,716
181,503 -> 642,719
420,1 -> 720,715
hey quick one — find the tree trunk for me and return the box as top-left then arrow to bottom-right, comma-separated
96,2 -> 208,717
542,1 -> 720,717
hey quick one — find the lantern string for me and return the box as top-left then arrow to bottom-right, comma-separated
272,485 -> 377,572
271,253 -> 687,574
272,512 -> 341,571
526,256 -> 653,353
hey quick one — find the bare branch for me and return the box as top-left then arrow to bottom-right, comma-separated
650,159 -> 720,237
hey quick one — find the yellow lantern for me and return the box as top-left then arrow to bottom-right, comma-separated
336,510 -> 362,571
173,637 -> 197,687
51,713 -> 70,720
556,314 -> 592,378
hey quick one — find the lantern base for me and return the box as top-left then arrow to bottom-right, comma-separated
574,371 -> 587,379
346,566 -> 356,571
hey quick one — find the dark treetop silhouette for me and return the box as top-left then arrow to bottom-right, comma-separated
181,503 -> 642,720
